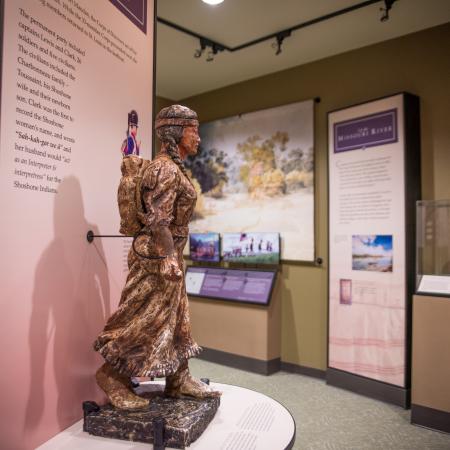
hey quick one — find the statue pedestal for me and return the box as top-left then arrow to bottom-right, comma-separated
39,382 -> 295,449
83,384 -> 220,449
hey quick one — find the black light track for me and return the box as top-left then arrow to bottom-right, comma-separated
157,0 -> 395,54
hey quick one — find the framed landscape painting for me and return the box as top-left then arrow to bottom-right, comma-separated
186,99 -> 315,262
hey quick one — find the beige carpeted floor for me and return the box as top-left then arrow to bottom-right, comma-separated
189,358 -> 450,450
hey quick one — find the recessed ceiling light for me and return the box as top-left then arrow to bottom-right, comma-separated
202,0 -> 224,5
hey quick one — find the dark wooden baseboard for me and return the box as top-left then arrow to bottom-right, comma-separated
326,367 -> 410,408
198,347 -> 281,375
411,404 -> 450,434
281,361 -> 326,379
197,347 -> 327,380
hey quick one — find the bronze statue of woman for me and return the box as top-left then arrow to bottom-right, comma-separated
93,105 -> 220,409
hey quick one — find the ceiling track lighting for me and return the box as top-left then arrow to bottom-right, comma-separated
194,37 -> 225,61
158,0 -> 396,62
380,0 -> 397,22
272,30 -> 291,56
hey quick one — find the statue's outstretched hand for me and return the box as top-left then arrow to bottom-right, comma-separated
161,255 -> 183,281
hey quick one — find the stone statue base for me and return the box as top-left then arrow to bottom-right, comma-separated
83,383 -> 220,449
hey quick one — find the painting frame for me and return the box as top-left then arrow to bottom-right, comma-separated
185,99 -> 317,263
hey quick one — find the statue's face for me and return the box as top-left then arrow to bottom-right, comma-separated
179,126 -> 200,158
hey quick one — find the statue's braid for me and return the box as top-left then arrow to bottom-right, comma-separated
165,134 -> 188,176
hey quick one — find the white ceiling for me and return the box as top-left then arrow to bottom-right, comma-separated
156,0 -> 450,100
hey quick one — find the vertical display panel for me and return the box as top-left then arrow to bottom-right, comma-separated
0,0 -> 154,448
328,94 -> 420,398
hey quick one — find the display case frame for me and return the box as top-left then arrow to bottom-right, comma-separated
416,199 -> 450,297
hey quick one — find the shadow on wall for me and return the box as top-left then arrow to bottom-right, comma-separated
24,176 -> 110,442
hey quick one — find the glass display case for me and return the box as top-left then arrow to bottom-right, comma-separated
416,199 -> 450,296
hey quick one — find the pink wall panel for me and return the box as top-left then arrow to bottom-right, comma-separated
0,0 -> 154,448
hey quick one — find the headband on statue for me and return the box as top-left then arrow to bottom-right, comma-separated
155,118 -> 199,129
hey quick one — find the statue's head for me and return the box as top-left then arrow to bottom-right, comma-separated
155,105 -> 198,143
155,105 -> 200,161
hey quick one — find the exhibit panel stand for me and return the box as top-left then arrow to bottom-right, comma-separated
411,294 -> 450,434
188,269 -> 281,375
38,382 -> 296,450
327,93 -> 421,408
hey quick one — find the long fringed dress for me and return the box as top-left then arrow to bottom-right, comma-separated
93,153 -> 201,377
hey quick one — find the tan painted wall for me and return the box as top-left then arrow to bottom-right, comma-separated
177,24 -> 450,371
412,295 -> 450,412
189,276 -> 282,361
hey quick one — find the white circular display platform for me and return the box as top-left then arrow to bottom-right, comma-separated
37,382 -> 296,450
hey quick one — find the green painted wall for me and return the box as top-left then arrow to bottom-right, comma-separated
169,24 -> 450,370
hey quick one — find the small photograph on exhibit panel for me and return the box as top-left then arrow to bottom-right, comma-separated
339,279 -> 352,305
352,235 -> 393,272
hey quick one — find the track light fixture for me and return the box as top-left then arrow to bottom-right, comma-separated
193,38 -> 207,58
380,0 -> 397,22
272,30 -> 291,56
206,43 -> 225,62
194,37 -> 225,61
